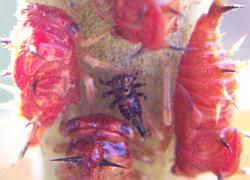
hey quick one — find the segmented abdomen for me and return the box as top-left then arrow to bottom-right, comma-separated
172,0 -> 242,178
12,3 -> 80,143
55,113 -> 134,180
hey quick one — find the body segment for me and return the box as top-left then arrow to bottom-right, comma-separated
172,0 -> 242,178
12,3 -> 81,145
54,113 -> 134,180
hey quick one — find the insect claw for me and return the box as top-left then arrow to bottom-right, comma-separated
98,159 -> 126,168
51,156 -> 84,164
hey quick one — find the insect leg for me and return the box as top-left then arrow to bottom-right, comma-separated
99,78 -> 113,86
133,83 -> 146,88
136,92 -> 147,100
108,99 -> 118,109
127,45 -> 145,60
102,90 -> 117,97
19,121 -> 41,160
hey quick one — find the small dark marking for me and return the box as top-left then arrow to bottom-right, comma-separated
32,51 -> 46,61
98,159 -> 126,168
168,44 -> 197,52
217,174 -> 224,180
50,156 -> 84,164
0,38 -> 11,45
220,137 -> 232,153
221,5 -> 244,13
220,68 -> 238,73
128,45 -> 145,60
32,80 -> 38,94
0,71 -> 11,77
69,22 -> 79,35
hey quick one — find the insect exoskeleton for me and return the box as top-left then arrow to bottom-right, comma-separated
172,0 -> 244,179
52,113 -> 134,180
100,72 -> 148,138
6,2 -> 109,159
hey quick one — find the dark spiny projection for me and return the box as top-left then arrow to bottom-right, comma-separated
100,72 -> 147,138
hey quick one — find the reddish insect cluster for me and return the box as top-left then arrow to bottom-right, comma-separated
53,113 -> 134,180
12,3 -> 81,146
72,0 -> 182,51
172,0 -> 242,178
3,0 -> 247,179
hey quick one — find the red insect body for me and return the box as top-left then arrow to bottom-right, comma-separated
55,113 -> 134,180
111,0 -> 181,50
13,3 -> 81,144
73,0 -> 181,51
172,0 -> 242,178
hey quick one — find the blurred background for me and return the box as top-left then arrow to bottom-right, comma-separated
0,0 -> 249,179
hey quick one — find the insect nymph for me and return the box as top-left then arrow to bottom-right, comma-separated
100,72 -> 147,138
